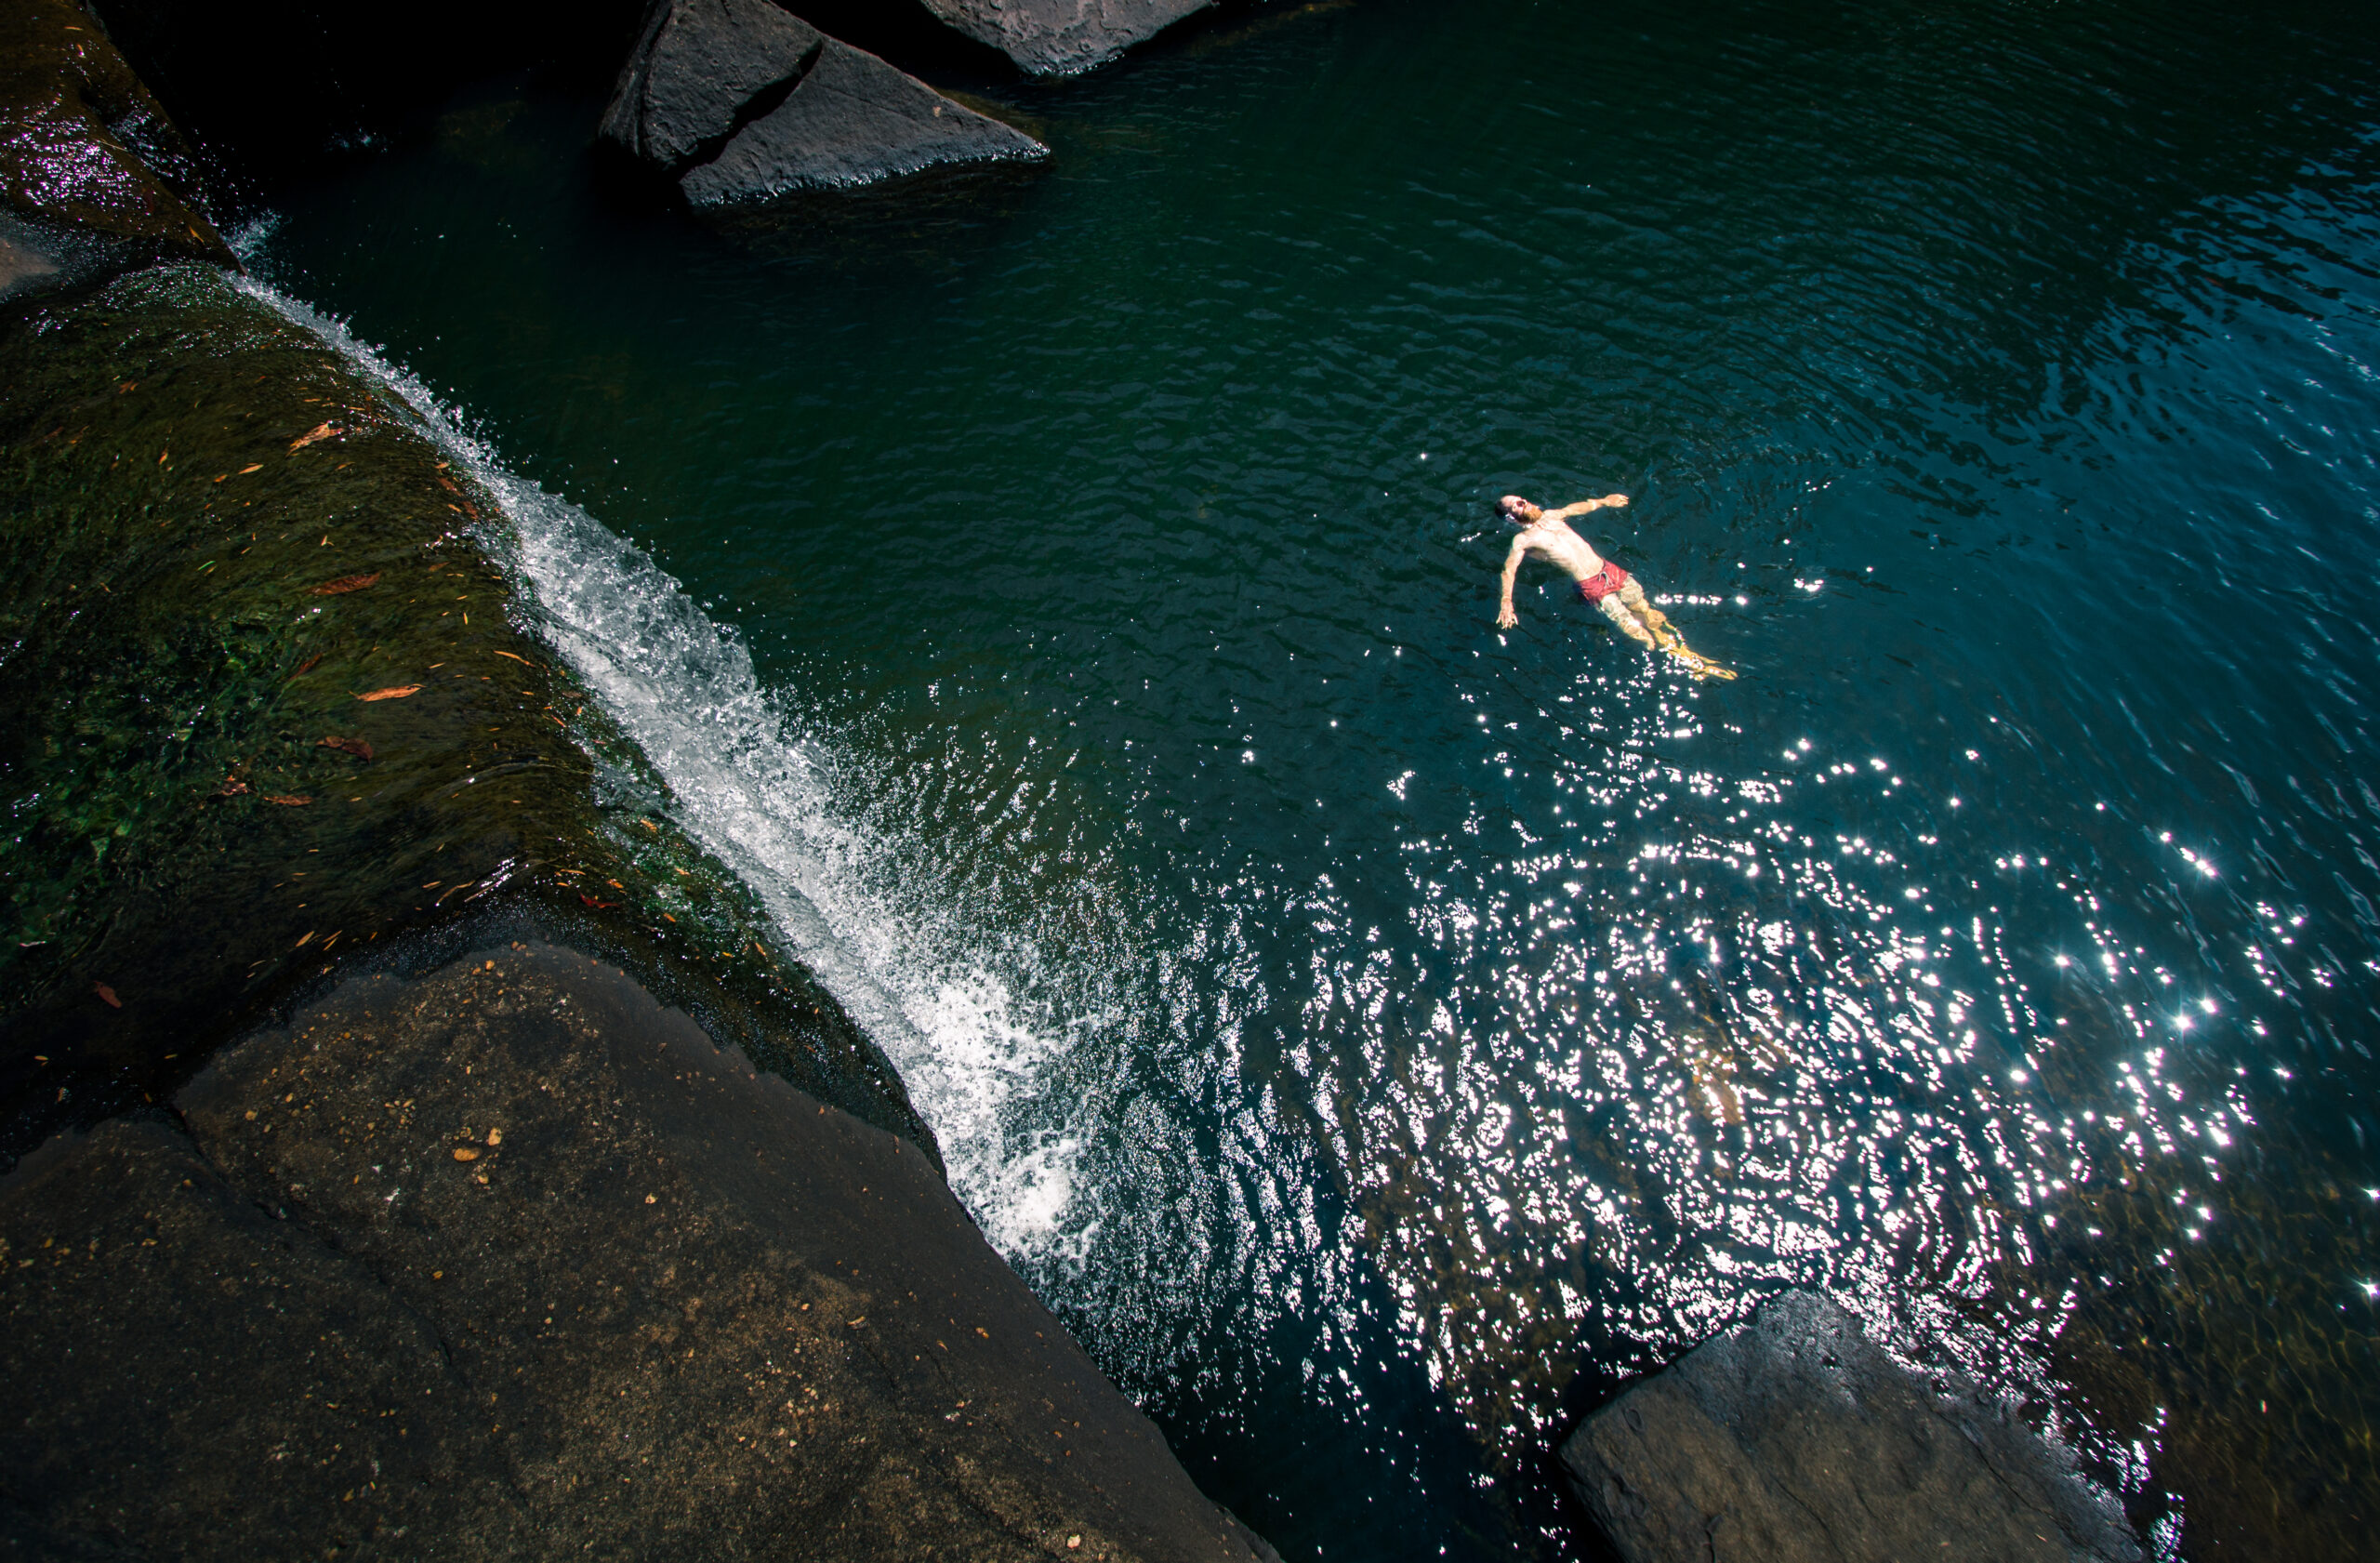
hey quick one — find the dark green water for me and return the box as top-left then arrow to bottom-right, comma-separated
236,0 -> 2380,1553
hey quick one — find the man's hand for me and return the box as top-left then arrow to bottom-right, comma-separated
1497,603 -> 1518,629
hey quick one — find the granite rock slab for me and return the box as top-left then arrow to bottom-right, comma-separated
0,940 -> 1275,1562
1560,1291 -> 2141,1563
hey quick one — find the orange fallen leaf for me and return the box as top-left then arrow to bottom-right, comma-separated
492,650 -> 533,666
309,572 -> 381,596
93,982 -> 121,1009
262,794 -> 312,806
238,463 -> 262,474
319,735 -> 374,761
290,421 -> 337,450
453,1146 -> 480,1162
290,653 -> 325,679
355,685 -> 421,702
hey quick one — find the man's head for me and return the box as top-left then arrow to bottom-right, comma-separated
1497,495 -> 1541,525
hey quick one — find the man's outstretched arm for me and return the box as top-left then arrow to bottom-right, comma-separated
1550,493 -> 1629,519
1497,535 -> 1531,628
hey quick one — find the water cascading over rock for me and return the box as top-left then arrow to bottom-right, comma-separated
0,14 -> 1274,1559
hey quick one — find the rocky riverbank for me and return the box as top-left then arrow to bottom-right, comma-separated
0,9 -> 1275,1557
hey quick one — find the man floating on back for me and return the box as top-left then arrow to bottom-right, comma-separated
1494,492 -> 1737,680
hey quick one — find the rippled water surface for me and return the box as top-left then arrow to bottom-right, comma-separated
248,0 -> 2380,1553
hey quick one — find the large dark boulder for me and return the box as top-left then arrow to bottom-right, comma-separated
0,939 -> 1277,1563
915,0 -> 1212,77
1560,1291 -> 2140,1563
0,0 -> 231,294
600,0 -> 1044,209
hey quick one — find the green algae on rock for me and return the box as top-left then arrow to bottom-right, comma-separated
0,261 -> 934,1168
0,0 -> 232,289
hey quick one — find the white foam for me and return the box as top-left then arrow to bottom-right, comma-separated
232,270 -> 1101,1267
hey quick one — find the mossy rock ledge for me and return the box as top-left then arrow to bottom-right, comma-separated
0,20 -> 1276,1560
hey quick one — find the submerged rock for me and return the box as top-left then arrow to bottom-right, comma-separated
916,0 -> 1212,77
600,0 -> 1044,209
1560,1291 -> 2141,1563
0,0 -> 232,291
0,939 -> 1277,1562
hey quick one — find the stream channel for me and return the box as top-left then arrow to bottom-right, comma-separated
221,0 -> 2380,1554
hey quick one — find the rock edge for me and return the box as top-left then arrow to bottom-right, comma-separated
0,938 -> 1275,1563
1559,1290 -> 2142,1563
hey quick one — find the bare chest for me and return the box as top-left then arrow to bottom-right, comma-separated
1524,523 -> 1604,578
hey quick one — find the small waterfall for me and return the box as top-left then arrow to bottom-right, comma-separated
231,268 -> 1110,1270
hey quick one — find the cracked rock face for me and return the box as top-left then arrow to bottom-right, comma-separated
917,0 -> 1212,77
1559,1291 -> 2142,1563
599,0 -> 1044,208
0,941 -> 1275,1563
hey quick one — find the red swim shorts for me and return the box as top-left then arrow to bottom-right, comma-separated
1577,561 -> 1631,603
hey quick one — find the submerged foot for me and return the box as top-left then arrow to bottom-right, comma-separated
1673,649 -> 1738,681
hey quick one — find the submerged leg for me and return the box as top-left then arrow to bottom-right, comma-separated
1614,581 -> 1738,680
1594,591 -> 1662,651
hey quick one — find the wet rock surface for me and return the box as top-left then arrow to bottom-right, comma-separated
601,0 -> 1043,208
1560,1291 -> 2141,1563
0,940 -> 1276,1563
0,0 -> 231,290
916,0 -> 1212,77
0,262 -> 933,1169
